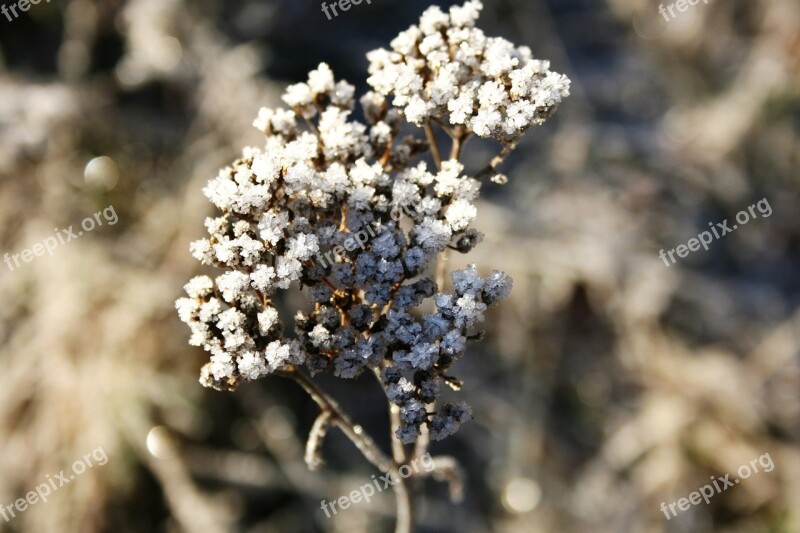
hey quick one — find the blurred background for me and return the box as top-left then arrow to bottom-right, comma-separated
1,0 -> 799,531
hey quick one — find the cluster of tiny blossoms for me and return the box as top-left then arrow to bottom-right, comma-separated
177,1 -> 567,445
366,0 -> 570,141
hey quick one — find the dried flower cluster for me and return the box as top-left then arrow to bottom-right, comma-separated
177,0 -> 568,446
366,0 -> 570,141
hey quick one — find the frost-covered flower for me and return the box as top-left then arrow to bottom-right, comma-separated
429,402 -> 473,441
238,351 -> 268,380
445,199 -> 477,231
412,218 -> 452,253
366,0 -> 570,142
177,1 -> 563,447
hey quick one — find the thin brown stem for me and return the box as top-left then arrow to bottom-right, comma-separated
320,277 -> 338,292
450,125 -> 469,160
423,223 -> 452,465
373,365 -> 416,532
433,117 -> 455,138
379,137 -> 394,168
474,137 -> 521,180
279,367 -> 413,533
304,411 -> 332,470
298,108 -> 320,137
424,121 -> 443,170
436,249 -> 448,289
373,366 -> 409,466
280,367 -> 392,471
389,404 -> 408,464
413,404 -> 431,460
417,456 -> 466,503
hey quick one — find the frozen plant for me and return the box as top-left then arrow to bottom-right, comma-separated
176,1 -> 569,531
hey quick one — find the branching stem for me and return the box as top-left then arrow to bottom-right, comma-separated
474,137 -> 521,180
279,367 -> 413,533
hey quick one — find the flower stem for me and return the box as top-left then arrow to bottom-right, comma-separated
280,367 -> 414,533
474,137 -> 521,180
424,121 -> 443,170
450,125 -> 469,160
